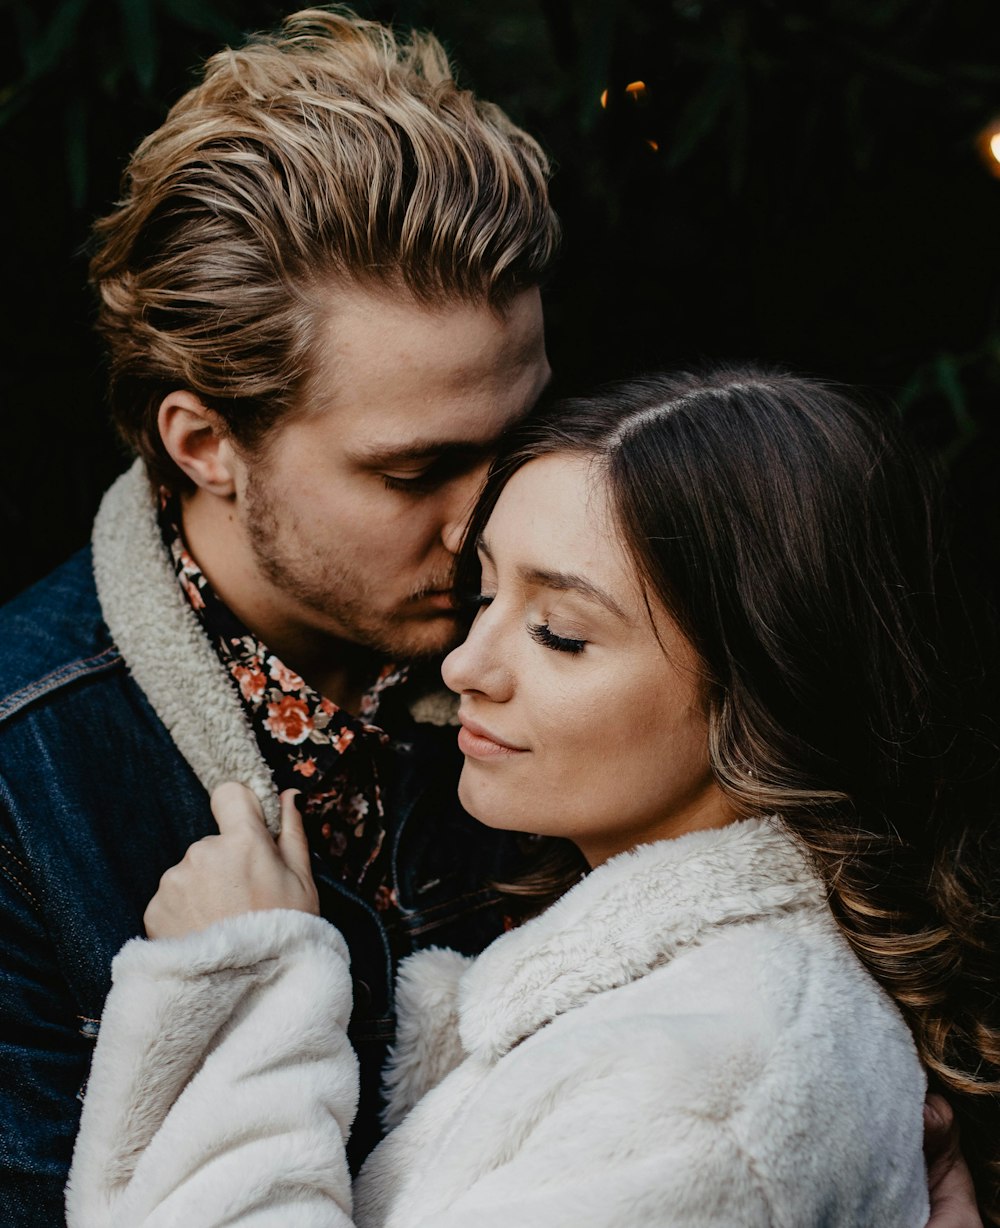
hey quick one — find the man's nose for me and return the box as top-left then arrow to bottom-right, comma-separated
441,514 -> 466,556
441,462 -> 491,555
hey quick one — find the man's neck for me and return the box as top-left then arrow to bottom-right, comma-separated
179,490 -> 371,711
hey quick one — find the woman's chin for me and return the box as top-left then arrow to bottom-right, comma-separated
458,787 -> 508,832
457,773 -> 536,835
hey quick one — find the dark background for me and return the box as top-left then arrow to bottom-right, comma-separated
3,0 -> 1000,606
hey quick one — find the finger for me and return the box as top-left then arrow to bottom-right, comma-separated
210,782 -> 270,838
143,897 -> 161,939
276,789 -> 313,879
924,1093 -> 957,1159
923,1092 -> 979,1223
925,1093 -> 953,1127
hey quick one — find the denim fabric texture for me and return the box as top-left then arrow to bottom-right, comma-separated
0,547 -> 523,1226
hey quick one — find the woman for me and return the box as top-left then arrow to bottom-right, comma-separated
66,367 -> 998,1225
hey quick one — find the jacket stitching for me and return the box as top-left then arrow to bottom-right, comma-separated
2,844 -> 33,878
0,859 -> 40,910
0,648 -> 122,722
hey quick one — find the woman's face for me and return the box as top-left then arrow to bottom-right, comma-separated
441,453 -> 733,866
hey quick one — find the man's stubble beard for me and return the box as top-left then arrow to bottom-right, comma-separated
244,469 -> 463,662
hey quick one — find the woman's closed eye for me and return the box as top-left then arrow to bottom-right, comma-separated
461,592 -> 587,653
528,622 -> 586,654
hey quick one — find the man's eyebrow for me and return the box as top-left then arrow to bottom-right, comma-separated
353,439 -> 493,467
355,369 -> 553,468
476,534 -> 628,621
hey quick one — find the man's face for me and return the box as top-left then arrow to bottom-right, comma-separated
234,283 -> 550,661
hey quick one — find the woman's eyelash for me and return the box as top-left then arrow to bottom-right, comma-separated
528,623 -> 586,654
460,592 -> 495,610
460,596 -> 586,654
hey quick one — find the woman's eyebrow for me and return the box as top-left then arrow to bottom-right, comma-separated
476,534 -> 627,620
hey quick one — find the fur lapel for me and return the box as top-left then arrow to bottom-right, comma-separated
456,817 -> 825,1060
92,461 -> 282,831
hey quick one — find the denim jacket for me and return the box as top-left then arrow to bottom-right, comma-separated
0,464 -> 523,1226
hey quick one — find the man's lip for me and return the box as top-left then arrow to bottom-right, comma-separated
457,714 -> 528,755
419,589 -> 457,608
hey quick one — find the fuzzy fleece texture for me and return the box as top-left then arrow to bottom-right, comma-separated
91,460 -> 459,832
66,910 -> 357,1227
92,460 -> 281,831
67,817 -> 929,1227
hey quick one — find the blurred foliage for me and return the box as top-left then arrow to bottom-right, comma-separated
1,0 -> 999,600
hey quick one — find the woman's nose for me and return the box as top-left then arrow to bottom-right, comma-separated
441,606 -> 513,701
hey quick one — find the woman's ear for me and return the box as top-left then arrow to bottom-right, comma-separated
157,391 -> 238,496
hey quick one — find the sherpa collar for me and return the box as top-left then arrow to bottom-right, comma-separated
456,817 -> 826,1060
91,460 -> 458,834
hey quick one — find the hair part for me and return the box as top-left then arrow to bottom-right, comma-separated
462,365 -> 1000,1219
89,6 -> 560,489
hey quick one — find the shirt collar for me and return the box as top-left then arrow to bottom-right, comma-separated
155,490 -> 410,776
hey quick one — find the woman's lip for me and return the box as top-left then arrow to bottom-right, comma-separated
457,715 -> 528,758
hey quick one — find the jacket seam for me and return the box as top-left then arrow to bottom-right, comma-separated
0,647 -> 122,723
0,857 -> 40,911
2,842 -> 33,879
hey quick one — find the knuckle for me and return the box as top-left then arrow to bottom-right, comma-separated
186,836 -> 219,865
158,863 -> 180,890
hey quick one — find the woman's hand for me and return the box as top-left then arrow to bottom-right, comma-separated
925,1094 -> 982,1228
144,784 -> 320,939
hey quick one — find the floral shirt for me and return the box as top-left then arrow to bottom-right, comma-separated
158,496 -> 409,923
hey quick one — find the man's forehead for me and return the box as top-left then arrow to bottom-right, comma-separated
349,390 -> 547,466
311,284 -> 547,389
302,283 -> 551,457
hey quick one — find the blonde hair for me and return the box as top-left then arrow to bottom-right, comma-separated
89,7 -> 560,488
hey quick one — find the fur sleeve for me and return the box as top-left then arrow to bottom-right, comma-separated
66,910 -> 359,1228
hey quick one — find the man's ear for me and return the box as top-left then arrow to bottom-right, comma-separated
157,391 -> 238,496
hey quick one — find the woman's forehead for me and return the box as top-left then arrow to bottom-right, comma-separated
484,456 -> 639,596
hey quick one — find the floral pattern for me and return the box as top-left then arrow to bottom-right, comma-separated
159,495 -> 409,919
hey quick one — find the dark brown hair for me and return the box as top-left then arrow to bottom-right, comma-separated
89,7 -> 559,489
460,365 -> 1000,1219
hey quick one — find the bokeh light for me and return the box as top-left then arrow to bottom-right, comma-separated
976,118 -> 1000,178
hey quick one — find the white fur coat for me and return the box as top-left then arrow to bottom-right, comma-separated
66,818 -> 929,1227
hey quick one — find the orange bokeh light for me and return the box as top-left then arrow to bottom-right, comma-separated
625,80 -> 648,102
976,119 -> 1000,178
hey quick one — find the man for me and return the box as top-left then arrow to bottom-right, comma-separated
0,9 -> 981,1226
0,11 -> 555,1222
